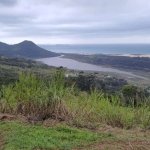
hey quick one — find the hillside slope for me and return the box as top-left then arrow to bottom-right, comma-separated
0,40 -> 60,58
0,55 -> 55,86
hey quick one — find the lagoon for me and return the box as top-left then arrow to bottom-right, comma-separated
37,56 -> 146,79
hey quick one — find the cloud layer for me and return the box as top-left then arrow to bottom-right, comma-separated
0,0 -> 150,44
0,0 -> 18,6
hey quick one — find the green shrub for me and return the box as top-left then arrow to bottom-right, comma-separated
0,71 -> 150,129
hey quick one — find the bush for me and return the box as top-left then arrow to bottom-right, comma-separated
121,85 -> 146,107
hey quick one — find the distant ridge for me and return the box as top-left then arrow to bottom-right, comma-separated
0,40 -> 60,58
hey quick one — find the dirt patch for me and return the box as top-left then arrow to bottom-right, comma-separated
98,125 -> 116,133
0,113 -> 29,124
75,141 -> 150,150
74,125 -> 150,150
43,118 -> 62,127
0,113 -> 16,121
0,113 -> 64,127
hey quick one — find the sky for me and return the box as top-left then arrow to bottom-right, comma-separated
0,0 -> 150,44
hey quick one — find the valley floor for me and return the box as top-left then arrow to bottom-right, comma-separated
62,53 -> 150,88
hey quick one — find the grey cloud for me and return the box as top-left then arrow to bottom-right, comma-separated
0,14 -> 33,25
0,0 -> 18,6
1,0 -> 150,43
4,20 -> 150,39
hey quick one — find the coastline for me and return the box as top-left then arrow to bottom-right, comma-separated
108,54 -> 150,58
61,52 -> 150,58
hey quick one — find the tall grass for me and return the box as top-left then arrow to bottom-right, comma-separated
0,70 -> 150,129
66,90 -> 150,129
0,71 -> 70,119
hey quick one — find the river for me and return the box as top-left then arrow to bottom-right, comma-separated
37,56 -> 147,79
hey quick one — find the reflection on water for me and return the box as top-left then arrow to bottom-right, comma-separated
37,56 -> 147,79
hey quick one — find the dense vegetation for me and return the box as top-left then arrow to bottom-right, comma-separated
0,40 -> 60,58
63,53 -> 150,71
0,55 -> 51,69
0,55 -> 55,87
0,71 -> 150,129
66,73 -> 128,94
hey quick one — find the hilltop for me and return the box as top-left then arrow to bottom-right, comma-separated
0,40 -> 60,58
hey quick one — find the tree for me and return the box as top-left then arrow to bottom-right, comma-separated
121,85 -> 145,107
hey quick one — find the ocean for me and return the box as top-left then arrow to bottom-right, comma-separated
39,44 -> 150,54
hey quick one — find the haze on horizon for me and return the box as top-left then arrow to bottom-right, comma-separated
0,0 -> 150,44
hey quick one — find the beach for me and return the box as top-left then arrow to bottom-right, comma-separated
109,54 -> 150,58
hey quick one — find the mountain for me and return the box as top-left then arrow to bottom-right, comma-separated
0,40 -> 60,58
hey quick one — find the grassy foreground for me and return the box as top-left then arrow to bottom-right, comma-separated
0,121 -> 111,150
0,121 -> 150,150
0,71 -> 150,149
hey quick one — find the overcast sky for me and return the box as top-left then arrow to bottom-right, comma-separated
0,0 -> 150,44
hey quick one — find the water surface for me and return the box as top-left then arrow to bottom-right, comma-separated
37,56 -> 147,79
39,44 -> 150,54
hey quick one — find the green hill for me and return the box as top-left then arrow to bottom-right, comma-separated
0,40 -> 60,58
0,55 -> 55,86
